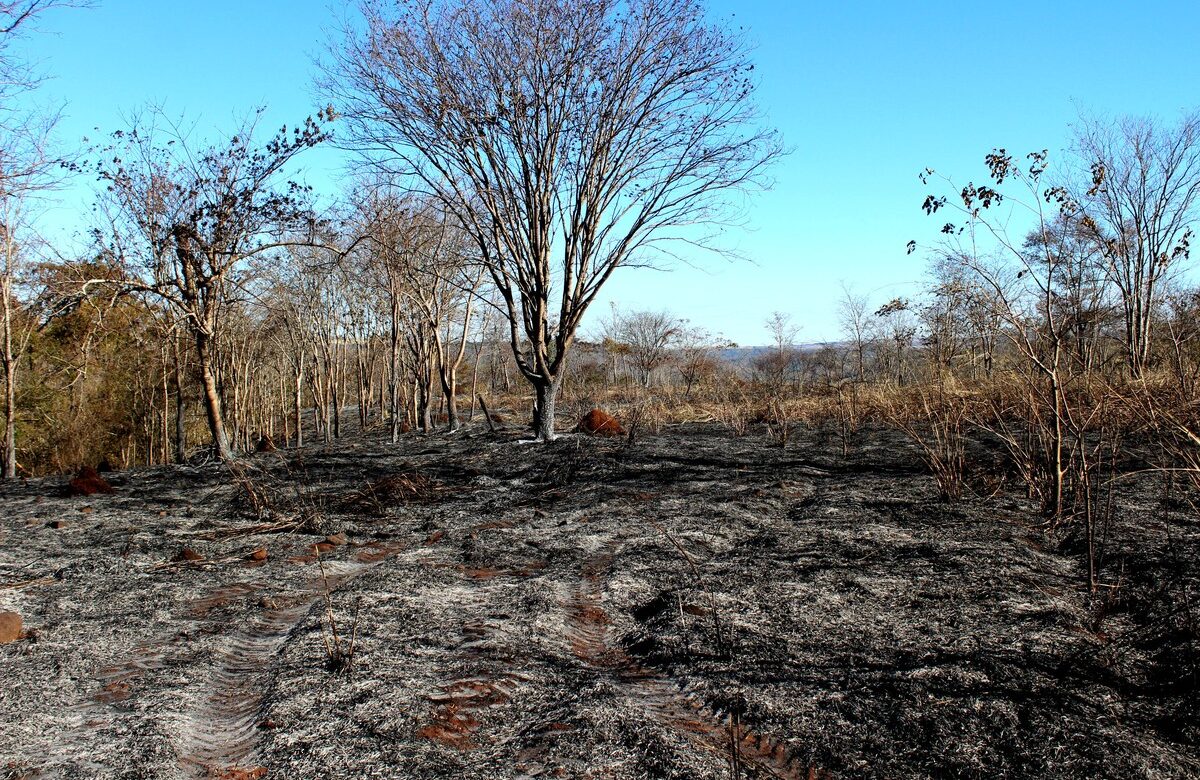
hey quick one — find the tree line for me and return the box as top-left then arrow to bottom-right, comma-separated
0,0 -> 781,474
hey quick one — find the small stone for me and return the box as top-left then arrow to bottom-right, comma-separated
248,548 -> 268,562
80,507 -> 94,515
0,612 -> 22,644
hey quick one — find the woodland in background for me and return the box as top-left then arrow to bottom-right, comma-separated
2,0 -> 782,467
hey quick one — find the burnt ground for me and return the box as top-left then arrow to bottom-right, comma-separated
1,422 -> 1198,779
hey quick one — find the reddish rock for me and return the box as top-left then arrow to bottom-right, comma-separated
576,409 -> 626,436
65,466 -> 113,497
0,612 -> 22,644
173,547 -> 204,563
248,548 -> 268,562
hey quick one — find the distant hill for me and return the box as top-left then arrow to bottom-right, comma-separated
717,343 -> 846,365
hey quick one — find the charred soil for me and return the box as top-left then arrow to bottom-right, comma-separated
1,423 -> 1197,778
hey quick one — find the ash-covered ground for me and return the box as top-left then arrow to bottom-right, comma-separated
1,422 -> 1197,779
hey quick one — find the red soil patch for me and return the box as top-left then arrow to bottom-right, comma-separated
0,612 -> 23,644
173,547 -> 205,563
93,680 -> 131,704
418,679 -> 510,750
190,583 -> 265,618
576,409 -> 626,436
212,768 -> 267,780
65,466 -> 113,497
354,541 -> 406,564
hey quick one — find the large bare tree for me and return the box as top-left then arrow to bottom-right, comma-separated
326,0 -> 781,439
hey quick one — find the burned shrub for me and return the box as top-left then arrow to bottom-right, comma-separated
341,469 -> 445,515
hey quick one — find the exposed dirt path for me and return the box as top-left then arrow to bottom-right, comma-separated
565,545 -> 820,780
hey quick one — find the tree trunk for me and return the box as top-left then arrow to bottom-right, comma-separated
390,304 -> 401,443
2,276 -> 16,478
195,331 -> 234,461
441,365 -> 460,431
173,338 -> 187,464
3,356 -> 15,479
532,378 -> 559,442
293,358 -> 305,449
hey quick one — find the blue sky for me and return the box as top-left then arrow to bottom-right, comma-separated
19,0 -> 1200,344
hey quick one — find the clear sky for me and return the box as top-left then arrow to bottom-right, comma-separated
16,0 -> 1200,345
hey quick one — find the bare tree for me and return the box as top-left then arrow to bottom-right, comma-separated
676,325 -> 728,399
92,108 -> 334,460
837,282 -> 873,381
607,308 -> 684,388
874,298 -> 916,386
0,123 -> 56,476
327,0 -> 782,440
0,0 -> 86,477
0,1 -> 87,101
1072,112 -> 1200,378
920,259 -> 972,373
918,150 -> 1088,537
755,310 -> 800,388
1023,212 -> 1111,373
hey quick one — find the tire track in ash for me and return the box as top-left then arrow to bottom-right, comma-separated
176,542 -> 405,779
87,581 -> 273,706
566,548 -> 820,780
31,579 -> 272,779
